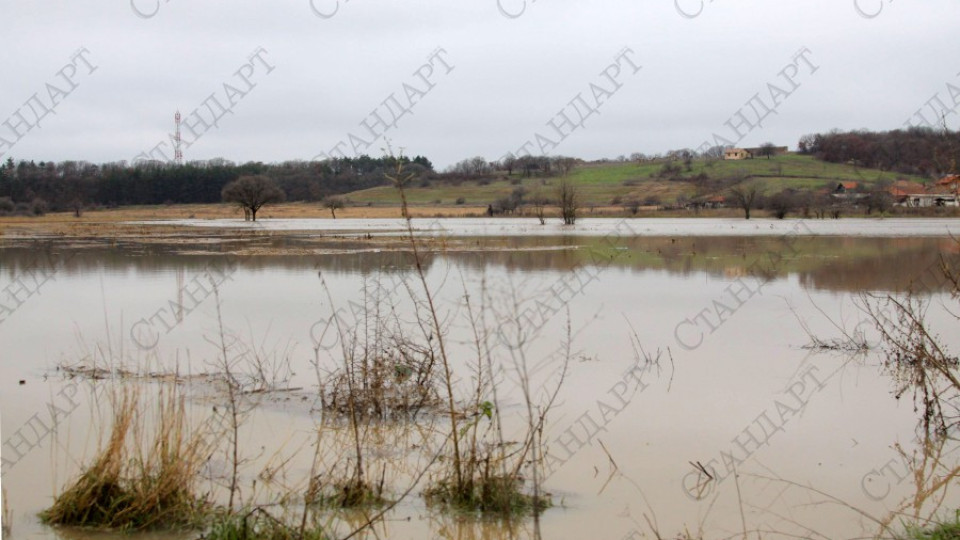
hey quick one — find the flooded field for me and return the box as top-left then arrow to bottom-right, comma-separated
3,219 -> 960,539
135,217 -> 960,237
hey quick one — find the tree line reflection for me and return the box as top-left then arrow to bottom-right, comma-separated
1,235 -> 956,294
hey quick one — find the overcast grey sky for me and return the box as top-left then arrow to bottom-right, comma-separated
2,0 -> 958,169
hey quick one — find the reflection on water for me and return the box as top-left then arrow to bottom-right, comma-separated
873,432 -> 960,536
1,236 -> 958,294
2,234 -> 960,540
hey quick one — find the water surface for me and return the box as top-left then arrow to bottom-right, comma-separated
2,230 -> 958,540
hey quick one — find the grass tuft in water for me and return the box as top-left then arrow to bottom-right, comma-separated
901,512 -> 960,540
424,472 -> 551,516
204,508 -> 329,540
307,475 -> 388,510
40,384 -> 211,530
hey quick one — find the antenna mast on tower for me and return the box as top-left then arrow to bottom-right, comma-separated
174,110 -> 183,165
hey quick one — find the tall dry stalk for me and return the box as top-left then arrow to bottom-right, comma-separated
317,274 -> 367,495
385,152 -> 464,494
212,286 -> 242,510
1,487 -> 10,537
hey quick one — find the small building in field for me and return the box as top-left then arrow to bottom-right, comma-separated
834,181 -> 858,194
901,193 -> 959,207
888,180 -> 959,207
724,148 -> 752,160
705,194 -> 725,208
831,182 -> 868,201
686,194 -> 726,210
888,181 -> 926,205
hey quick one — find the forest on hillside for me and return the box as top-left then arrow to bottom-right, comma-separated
798,127 -> 960,176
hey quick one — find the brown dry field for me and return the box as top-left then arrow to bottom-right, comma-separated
0,203 -> 486,240
0,202 -> 727,242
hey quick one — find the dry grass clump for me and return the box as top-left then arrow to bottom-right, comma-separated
41,384 -> 212,530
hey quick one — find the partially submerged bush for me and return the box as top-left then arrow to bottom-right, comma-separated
316,276 -> 442,421
307,472 -> 387,510
320,345 -> 439,420
424,471 -> 550,516
205,508 -> 328,540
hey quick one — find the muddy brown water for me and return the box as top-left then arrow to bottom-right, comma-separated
2,228 -> 960,539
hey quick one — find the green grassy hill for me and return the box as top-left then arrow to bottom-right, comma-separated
342,154 -> 928,207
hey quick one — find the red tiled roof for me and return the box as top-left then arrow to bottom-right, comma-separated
889,182 -> 926,197
937,174 -> 960,185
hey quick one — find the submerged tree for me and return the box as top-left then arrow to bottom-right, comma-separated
530,193 -> 548,225
557,179 -> 578,225
221,175 -> 285,222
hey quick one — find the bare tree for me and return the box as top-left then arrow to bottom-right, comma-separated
758,142 -> 777,160
729,184 -> 760,219
865,191 -> 893,215
767,189 -> 796,219
469,156 -> 488,176
530,193 -> 548,224
797,134 -> 817,154
701,145 -> 727,160
221,175 -> 285,222
70,197 -> 84,218
323,196 -> 345,219
557,179 -> 579,225
502,155 -> 516,176
553,156 -> 578,176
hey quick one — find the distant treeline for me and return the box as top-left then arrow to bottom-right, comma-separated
799,127 -> 960,177
0,155 -> 433,211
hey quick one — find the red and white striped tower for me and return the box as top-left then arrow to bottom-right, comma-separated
174,110 -> 183,165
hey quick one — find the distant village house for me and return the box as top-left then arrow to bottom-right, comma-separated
834,181 -> 858,194
888,177 -> 959,207
723,148 -> 751,160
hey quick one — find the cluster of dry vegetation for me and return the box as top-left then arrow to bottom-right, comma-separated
41,157 -> 567,540
36,157 -> 960,540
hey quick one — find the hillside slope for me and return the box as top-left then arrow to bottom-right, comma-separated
342,154 -> 927,207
